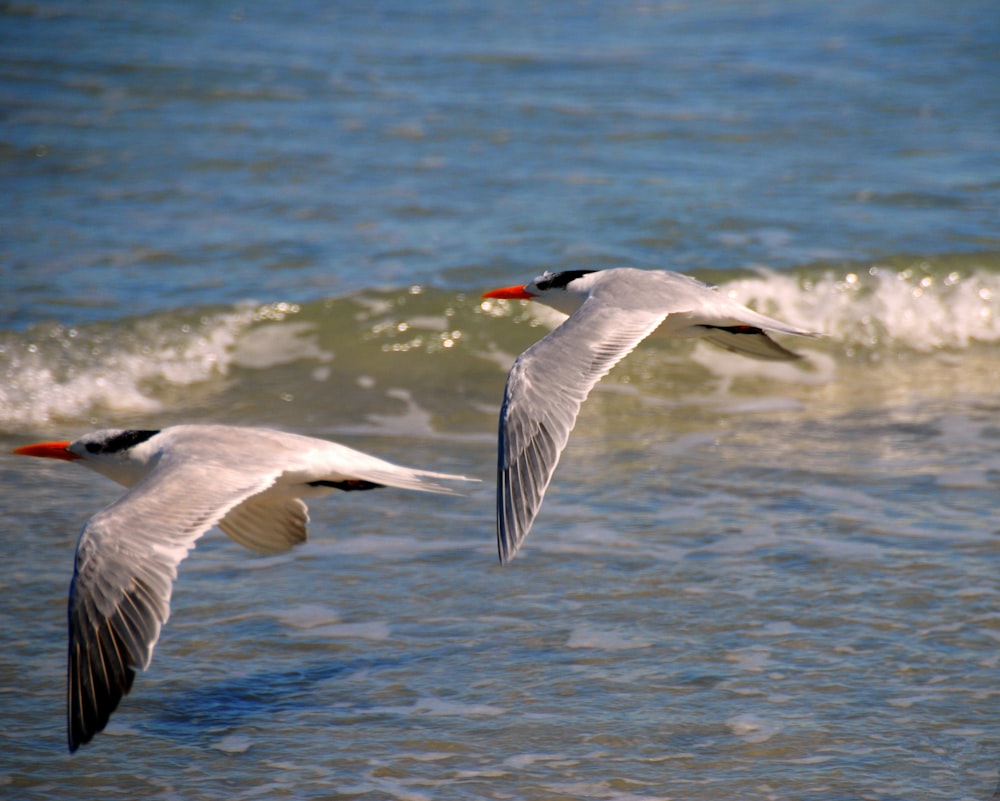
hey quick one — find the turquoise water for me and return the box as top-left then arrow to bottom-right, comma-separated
2,2 -> 999,799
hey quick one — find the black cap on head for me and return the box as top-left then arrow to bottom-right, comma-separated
534,270 -> 596,292
84,430 -> 161,455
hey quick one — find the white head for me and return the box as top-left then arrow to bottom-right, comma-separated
14,428 -> 162,487
482,269 -> 599,316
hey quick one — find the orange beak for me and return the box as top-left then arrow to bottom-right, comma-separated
481,284 -> 536,300
12,441 -> 81,461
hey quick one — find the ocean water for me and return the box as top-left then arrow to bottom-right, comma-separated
2,2 -> 999,799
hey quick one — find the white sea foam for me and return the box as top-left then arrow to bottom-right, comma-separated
504,753 -> 573,770
723,265 -> 1000,351
0,310 -> 256,428
368,696 -> 507,718
229,321 -> 332,369
359,388 -> 439,436
272,605 -> 391,640
756,621 -> 805,637
535,780 -> 669,801
273,603 -> 341,629
566,626 -> 652,651
350,778 -> 435,801
689,343 -> 837,387
0,303 -> 332,429
725,647 -> 774,672
410,696 -> 507,717
5,266 -> 999,430
500,265 -> 1000,356
212,733 -> 255,754
307,621 -> 392,640
726,712 -> 783,743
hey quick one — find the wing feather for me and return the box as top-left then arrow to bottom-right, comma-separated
217,496 -> 309,554
66,457 -> 279,752
496,301 -> 667,563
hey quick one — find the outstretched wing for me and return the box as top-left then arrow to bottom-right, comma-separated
66,455 -> 279,752
496,302 -> 666,564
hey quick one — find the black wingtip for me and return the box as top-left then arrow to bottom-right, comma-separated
497,528 -> 509,566
67,639 -> 137,753
67,578 -> 151,753
497,525 -> 519,566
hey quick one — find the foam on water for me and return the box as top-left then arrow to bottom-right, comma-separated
566,626 -> 653,651
723,263 -> 1000,352
334,387 -> 441,438
1,312 -> 241,428
3,261 -> 1000,432
0,304 -> 257,429
368,696 -> 507,718
228,320 -> 332,369
0,301 -> 348,432
272,604 -> 392,641
212,733 -> 254,754
484,260 -> 1000,358
726,713 -> 783,743
307,621 -> 393,641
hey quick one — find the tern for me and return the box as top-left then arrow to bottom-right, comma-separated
482,267 -> 815,564
12,424 -> 476,752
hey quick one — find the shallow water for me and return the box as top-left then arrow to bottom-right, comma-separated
2,2 -> 999,799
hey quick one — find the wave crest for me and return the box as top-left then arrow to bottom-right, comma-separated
724,261 -> 1000,353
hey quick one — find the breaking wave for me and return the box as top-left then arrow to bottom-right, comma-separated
2,255 -> 998,431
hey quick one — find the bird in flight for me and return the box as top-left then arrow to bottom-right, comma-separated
482,267 -> 815,564
13,424 -> 476,752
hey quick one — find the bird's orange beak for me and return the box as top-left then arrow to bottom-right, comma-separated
481,284 -> 536,300
12,441 -> 81,461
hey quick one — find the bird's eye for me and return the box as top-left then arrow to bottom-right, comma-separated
85,443 -> 101,454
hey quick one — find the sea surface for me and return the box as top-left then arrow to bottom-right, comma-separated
2,2 -> 999,799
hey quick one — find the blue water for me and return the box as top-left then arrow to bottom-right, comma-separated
5,1 -> 999,329
2,2 -> 999,799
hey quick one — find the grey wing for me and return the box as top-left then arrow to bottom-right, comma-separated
497,302 -> 667,564
67,459 -> 279,752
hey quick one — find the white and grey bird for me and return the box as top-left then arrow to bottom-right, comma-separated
482,267 -> 815,564
12,424 -> 476,753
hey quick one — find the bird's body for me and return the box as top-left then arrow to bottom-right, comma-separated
13,424 -> 475,752
482,267 -> 815,564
